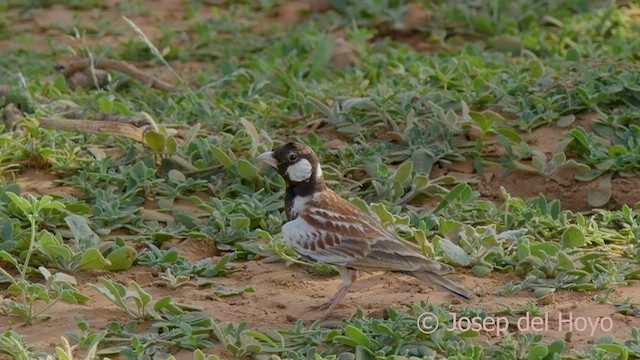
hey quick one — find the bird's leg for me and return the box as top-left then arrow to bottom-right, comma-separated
312,286 -> 343,310
319,268 -> 357,320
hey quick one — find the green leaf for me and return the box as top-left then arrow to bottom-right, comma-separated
557,251 -> 575,270
533,287 -> 555,298
65,214 -> 100,249
393,161 -> 413,185
236,159 -> 259,180
144,131 -> 166,152
496,127 -> 523,142
240,117 -> 262,148
131,281 -> 152,308
607,144 -> 627,158
244,331 -> 278,347
344,325 -> 371,348
79,248 -> 110,270
472,264 -> 492,277
212,253 -> 235,272
154,296 -> 182,314
97,96 -> 113,113
532,155 -> 545,172
526,344 -> 548,360
162,248 -> 180,263
565,47 -> 580,61
575,169 -> 604,182
411,149 -> 435,174
560,226 -> 585,249
556,114 -> 575,127
550,200 -> 561,219
213,284 -> 254,297
40,199 -> 65,210
469,111 -> 488,131
230,216 -> 250,230
333,335 -> 359,347
530,242 -> 560,258
0,217 -> 14,244
437,218 -> 463,235
0,250 -> 19,269
516,256 -> 545,276
370,203 -> 392,224
39,232 -> 73,261
93,278 -> 128,311
516,241 -> 531,260
6,192 -> 31,215
547,339 -> 565,354
211,145 -> 233,168
167,169 -> 186,183
307,96 -> 332,117
432,183 -> 471,215
527,58 -> 544,79
166,136 -> 177,153
595,344 -> 628,357
310,36 -> 336,77
435,237 -> 470,266
105,246 -> 137,271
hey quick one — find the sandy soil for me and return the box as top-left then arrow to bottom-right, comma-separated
2,249 -> 639,358
1,1 -> 639,358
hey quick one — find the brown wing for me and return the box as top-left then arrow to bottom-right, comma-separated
282,190 -> 453,275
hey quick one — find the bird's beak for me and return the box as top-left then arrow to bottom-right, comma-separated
258,151 -> 277,168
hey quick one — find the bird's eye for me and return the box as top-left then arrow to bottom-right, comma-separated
288,153 -> 298,162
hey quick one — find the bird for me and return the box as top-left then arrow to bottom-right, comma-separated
258,142 -> 472,319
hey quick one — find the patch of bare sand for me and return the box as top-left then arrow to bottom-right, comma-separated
2,250 -> 638,358
13,168 -> 83,198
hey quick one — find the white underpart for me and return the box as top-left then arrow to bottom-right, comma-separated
282,217 -> 353,265
290,195 -> 312,219
316,163 -> 323,179
287,159 -> 313,182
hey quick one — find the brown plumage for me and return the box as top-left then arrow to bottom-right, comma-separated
258,142 -> 472,319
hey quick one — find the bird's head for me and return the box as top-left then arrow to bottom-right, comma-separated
258,142 -> 324,186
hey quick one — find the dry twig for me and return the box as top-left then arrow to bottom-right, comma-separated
39,117 -> 146,143
2,104 -> 23,130
55,58 -> 182,93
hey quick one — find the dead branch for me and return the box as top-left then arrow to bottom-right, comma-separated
2,104 -> 23,130
39,117 -> 145,143
55,58 -> 182,93
280,113 -> 314,123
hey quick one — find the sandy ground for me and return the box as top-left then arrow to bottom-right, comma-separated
1,1 -> 640,358
2,244 -> 639,358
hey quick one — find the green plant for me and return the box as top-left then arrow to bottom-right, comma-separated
0,331 -> 35,360
5,193 -> 65,280
3,0 -> 640,357
136,243 -> 238,278
90,278 -> 182,320
0,194 -> 88,323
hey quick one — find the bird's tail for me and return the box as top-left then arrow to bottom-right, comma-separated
411,271 -> 473,300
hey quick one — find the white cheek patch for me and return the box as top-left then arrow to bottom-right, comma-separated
287,158 -> 313,182
316,163 -> 323,179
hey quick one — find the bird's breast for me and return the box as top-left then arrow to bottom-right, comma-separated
286,194 -> 312,220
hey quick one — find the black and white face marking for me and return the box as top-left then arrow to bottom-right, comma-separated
258,143 -> 327,216
258,142 -> 324,184
286,157 -> 313,182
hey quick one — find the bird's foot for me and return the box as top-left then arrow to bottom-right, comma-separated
307,298 -> 334,311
